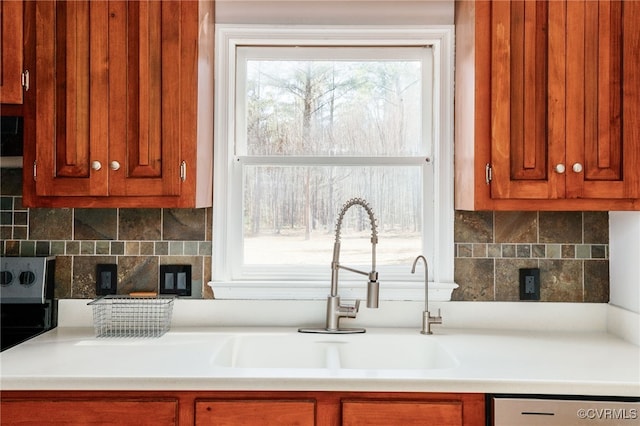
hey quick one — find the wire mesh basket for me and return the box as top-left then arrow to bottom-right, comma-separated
88,295 -> 175,338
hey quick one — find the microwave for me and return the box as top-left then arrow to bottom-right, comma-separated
0,116 -> 23,168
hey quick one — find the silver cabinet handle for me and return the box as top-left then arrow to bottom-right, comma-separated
91,161 -> 102,171
555,163 -> 566,174
572,163 -> 583,173
110,161 -> 121,171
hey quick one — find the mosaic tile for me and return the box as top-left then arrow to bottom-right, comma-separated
20,241 -> 35,256
516,244 -> 531,258
502,244 -> 516,258
119,209 -> 161,240
584,212 -> 608,244
54,256 -> 72,299
546,244 -> 561,259
50,241 -> 65,255
495,211 -> 537,243
472,243 -> 487,258
117,256 -> 159,294
539,259 -> 582,302
576,245 -> 590,259
110,241 -> 125,255
454,211 -> 493,243
65,241 -> 80,255
562,244 -> 575,258
591,245 -> 607,259
80,241 -> 95,255
35,241 -> 50,256
163,209 -> 207,241
487,243 -> 501,258
584,260 -> 609,303
539,212 -> 582,243
13,226 -> 27,240
155,241 -> 169,255
125,241 -> 140,255
532,244 -> 545,258
453,258 -> 494,301
95,241 -> 110,255
457,243 -> 472,257
29,208 -> 72,240
74,208 -> 117,240
140,242 -> 155,255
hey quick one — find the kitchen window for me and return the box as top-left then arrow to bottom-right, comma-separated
212,26 -> 455,300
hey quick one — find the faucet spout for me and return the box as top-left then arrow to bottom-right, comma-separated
331,198 -> 379,309
299,198 -> 380,334
411,255 -> 442,335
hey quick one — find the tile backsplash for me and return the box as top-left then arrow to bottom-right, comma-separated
1,169 -> 213,299
454,210 -> 608,302
1,169 -> 608,302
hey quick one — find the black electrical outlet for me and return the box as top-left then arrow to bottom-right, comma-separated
96,264 -> 117,295
519,268 -> 540,301
160,265 -> 192,296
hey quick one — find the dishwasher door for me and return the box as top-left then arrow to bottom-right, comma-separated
492,396 -> 640,426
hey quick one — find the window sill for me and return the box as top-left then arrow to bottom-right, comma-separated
208,280 -> 458,302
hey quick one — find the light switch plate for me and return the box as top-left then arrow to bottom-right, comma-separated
96,264 -> 117,295
519,268 -> 540,301
159,265 -> 192,296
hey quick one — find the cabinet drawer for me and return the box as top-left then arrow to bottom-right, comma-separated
342,400 -> 463,426
0,399 -> 178,426
195,399 -> 316,426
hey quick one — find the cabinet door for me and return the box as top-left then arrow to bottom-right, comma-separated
490,0 -> 565,200
33,0 -> 109,197
490,0 -> 639,203
30,0 -> 196,200
195,400 -> 316,426
106,0 -> 189,198
342,400 -> 462,426
565,0 -> 640,199
0,1 -> 24,104
0,399 -> 178,426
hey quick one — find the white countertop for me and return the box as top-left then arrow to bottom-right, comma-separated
1,300 -> 639,396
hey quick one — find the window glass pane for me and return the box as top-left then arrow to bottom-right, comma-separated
243,165 -> 423,266
243,58 -> 424,156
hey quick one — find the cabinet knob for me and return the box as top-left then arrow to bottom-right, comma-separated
572,163 -> 583,173
554,164 -> 565,174
91,161 -> 102,171
110,161 -> 121,171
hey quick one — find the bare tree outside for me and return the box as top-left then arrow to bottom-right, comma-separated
242,57 -> 426,267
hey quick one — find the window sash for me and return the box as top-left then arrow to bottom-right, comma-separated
212,25 -> 456,301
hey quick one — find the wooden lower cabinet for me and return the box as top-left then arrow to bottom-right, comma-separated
195,400 -> 316,426
1,391 -> 485,426
0,397 -> 178,426
342,400 -> 463,426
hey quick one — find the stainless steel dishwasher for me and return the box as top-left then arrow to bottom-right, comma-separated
491,395 -> 640,425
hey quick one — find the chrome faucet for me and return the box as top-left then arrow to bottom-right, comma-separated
299,198 -> 379,334
411,255 -> 442,334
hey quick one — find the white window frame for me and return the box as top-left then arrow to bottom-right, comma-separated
211,25 -> 456,301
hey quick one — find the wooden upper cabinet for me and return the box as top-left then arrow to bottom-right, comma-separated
22,0 -> 213,208
455,0 -> 640,210
0,1 -> 24,105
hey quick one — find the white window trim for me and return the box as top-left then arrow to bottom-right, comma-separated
210,25 -> 457,301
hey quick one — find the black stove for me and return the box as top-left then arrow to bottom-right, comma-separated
0,256 -> 57,351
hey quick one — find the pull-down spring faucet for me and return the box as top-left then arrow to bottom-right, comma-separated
299,198 -> 379,334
